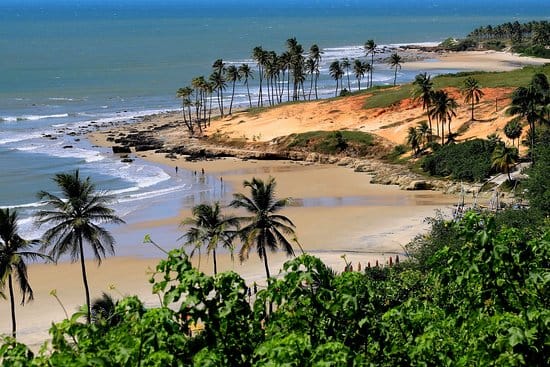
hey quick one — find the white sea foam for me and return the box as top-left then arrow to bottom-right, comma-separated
21,113 -> 69,121
0,132 -> 43,145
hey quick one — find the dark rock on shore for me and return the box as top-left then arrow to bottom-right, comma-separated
112,145 -> 132,154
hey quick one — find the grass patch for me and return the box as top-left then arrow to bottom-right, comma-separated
361,64 -> 550,111
432,64 -> 550,89
363,85 -> 414,109
285,130 -> 375,156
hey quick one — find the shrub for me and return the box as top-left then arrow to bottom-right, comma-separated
421,139 -> 495,181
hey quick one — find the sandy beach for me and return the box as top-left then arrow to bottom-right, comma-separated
1,50 -> 542,348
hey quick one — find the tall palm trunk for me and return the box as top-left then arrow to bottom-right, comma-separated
213,248 -> 217,276
79,236 -> 91,324
9,274 -> 16,338
245,80 -> 252,108
441,120 -> 446,145
262,242 -> 273,315
229,80 -> 236,115
427,114 -> 433,142
471,99 -> 475,120
314,73 -> 319,99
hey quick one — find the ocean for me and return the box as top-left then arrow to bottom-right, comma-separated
1,0 -> 548,254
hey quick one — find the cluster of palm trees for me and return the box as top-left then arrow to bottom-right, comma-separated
176,61 -> 254,135
410,73 -> 486,148
176,38 -> 399,134
176,38 -> 324,135
1,170 -> 124,338
1,171 -> 300,339
327,42 -> 403,96
507,73 -> 550,163
181,177 -> 299,281
468,20 -> 550,46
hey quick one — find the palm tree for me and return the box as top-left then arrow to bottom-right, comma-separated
429,90 -> 458,145
461,77 -> 484,121
353,59 -> 366,91
36,170 -> 124,324
329,60 -> 343,97
226,65 -> 240,115
492,144 -> 519,181
238,63 -> 254,108
507,84 -> 546,162
406,126 -> 420,156
309,44 -> 322,99
91,292 -> 120,326
180,202 -> 238,276
209,70 -> 226,118
504,118 -> 523,149
341,57 -> 351,92
229,177 -> 298,282
416,120 -> 432,150
364,39 -> 377,88
176,86 -> 194,134
305,57 -> 316,100
253,46 -> 266,107
389,53 -> 402,86
412,73 -> 435,136
0,208 -> 50,338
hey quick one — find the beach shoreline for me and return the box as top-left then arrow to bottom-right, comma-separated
2,48 -> 545,348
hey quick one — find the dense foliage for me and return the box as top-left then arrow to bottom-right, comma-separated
525,129 -> 550,216
1,210 -> 548,366
421,138 -> 497,181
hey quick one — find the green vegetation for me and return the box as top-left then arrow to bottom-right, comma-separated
467,20 -> 550,58
421,138 -> 496,181
525,129 -> 550,215
1,157 -> 549,365
363,84 -> 413,109
285,130 -> 374,156
433,64 -> 550,89
1,209 -> 548,366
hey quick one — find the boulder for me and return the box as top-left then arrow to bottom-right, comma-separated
406,180 -> 432,190
112,145 -> 132,154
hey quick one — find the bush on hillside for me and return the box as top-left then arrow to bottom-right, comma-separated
421,139 -> 496,182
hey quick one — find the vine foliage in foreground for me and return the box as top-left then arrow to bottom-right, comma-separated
0,212 -> 548,366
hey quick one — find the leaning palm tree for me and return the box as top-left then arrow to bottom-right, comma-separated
412,72 -> 435,135
176,86 -> 194,134
180,202 -> 238,275
226,65 -> 240,115
429,90 -> 458,145
492,144 -> 519,181
461,77 -> 484,121
238,63 -> 254,108
230,177 -> 299,282
0,208 -> 50,338
36,170 -> 124,324
364,39 -> 377,88
389,53 -> 402,86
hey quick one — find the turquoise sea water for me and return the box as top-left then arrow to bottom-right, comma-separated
1,0 -> 548,254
